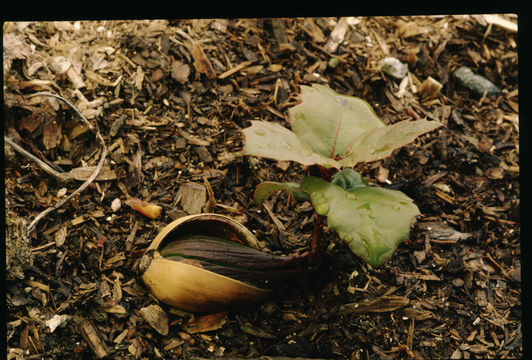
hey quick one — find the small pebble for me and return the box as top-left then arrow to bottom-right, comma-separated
56,188 -> 68,197
328,57 -> 340,69
381,57 -> 408,79
452,66 -> 499,97
111,198 -> 121,212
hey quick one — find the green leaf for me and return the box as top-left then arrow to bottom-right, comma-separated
336,119 -> 443,167
242,84 -> 442,168
289,84 -> 385,158
300,171 -> 420,266
331,168 -> 368,191
242,120 -> 338,168
254,181 -> 310,206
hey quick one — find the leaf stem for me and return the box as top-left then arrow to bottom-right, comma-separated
308,214 -> 324,266
318,165 -> 332,182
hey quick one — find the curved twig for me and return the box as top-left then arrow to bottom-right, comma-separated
24,92 -> 108,236
4,135 -> 70,182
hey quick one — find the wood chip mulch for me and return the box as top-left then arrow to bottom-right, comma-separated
4,16 -> 520,359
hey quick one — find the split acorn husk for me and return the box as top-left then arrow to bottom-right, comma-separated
140,214 -> 308,312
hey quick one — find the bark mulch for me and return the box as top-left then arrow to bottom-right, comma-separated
4,16 -> 520,359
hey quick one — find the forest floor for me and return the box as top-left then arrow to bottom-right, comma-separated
4,15 -> 520,359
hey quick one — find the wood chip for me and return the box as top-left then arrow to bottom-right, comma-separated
171,60 -> 190,84
183,312 -> 227,334
190,41 -> 216,80
339,295 -> 410,314
485,167 -> 504,180
418,221 -> 472,243
64,166 -> 117,181
45,314 -> 70,333
66,66 -> 86,89
396,271 -> 441,281
262,202 -> 285,231
54,224 -> 68,247
481,14 -> 517,33
324,17 -> 349,53
218,60 -> 255,79
163,338 -> 185,351
113,329 -> 129,344
434,188 -> 456,204
193,145 -> 213,164
139,304 -> 169,336
78,319 -> 108,359
134,66 -> 144,90
239,324 -> 276,339
20,111 -> 45,133
301,18 -> 326,43
180,182 -> 206,214
102,304 -> 127,314
42,119 -> 62,150
178,128 -> 210,146
420,76 -> 443,99
399,307 -> 434,321
125,197 -> 162,219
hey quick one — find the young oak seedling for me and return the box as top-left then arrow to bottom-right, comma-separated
242,84 -> 442,266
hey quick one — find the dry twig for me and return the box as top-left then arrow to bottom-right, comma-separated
4,136 -> 69,182
18,92 -> 108,236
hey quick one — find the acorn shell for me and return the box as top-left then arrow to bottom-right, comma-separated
141,214 -> 271,312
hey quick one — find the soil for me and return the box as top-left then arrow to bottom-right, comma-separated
4,16 -> 520,359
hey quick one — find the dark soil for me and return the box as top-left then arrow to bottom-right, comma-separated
4,16 -> 520,359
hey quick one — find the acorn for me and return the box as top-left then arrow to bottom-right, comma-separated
139,214 -> 308,312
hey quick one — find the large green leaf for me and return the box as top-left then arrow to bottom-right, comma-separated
336,119 -> 443,167
242,84 -> 442,168
289,84 -> 385,158
300,169 -> 420,266
242,120 -> 338,168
